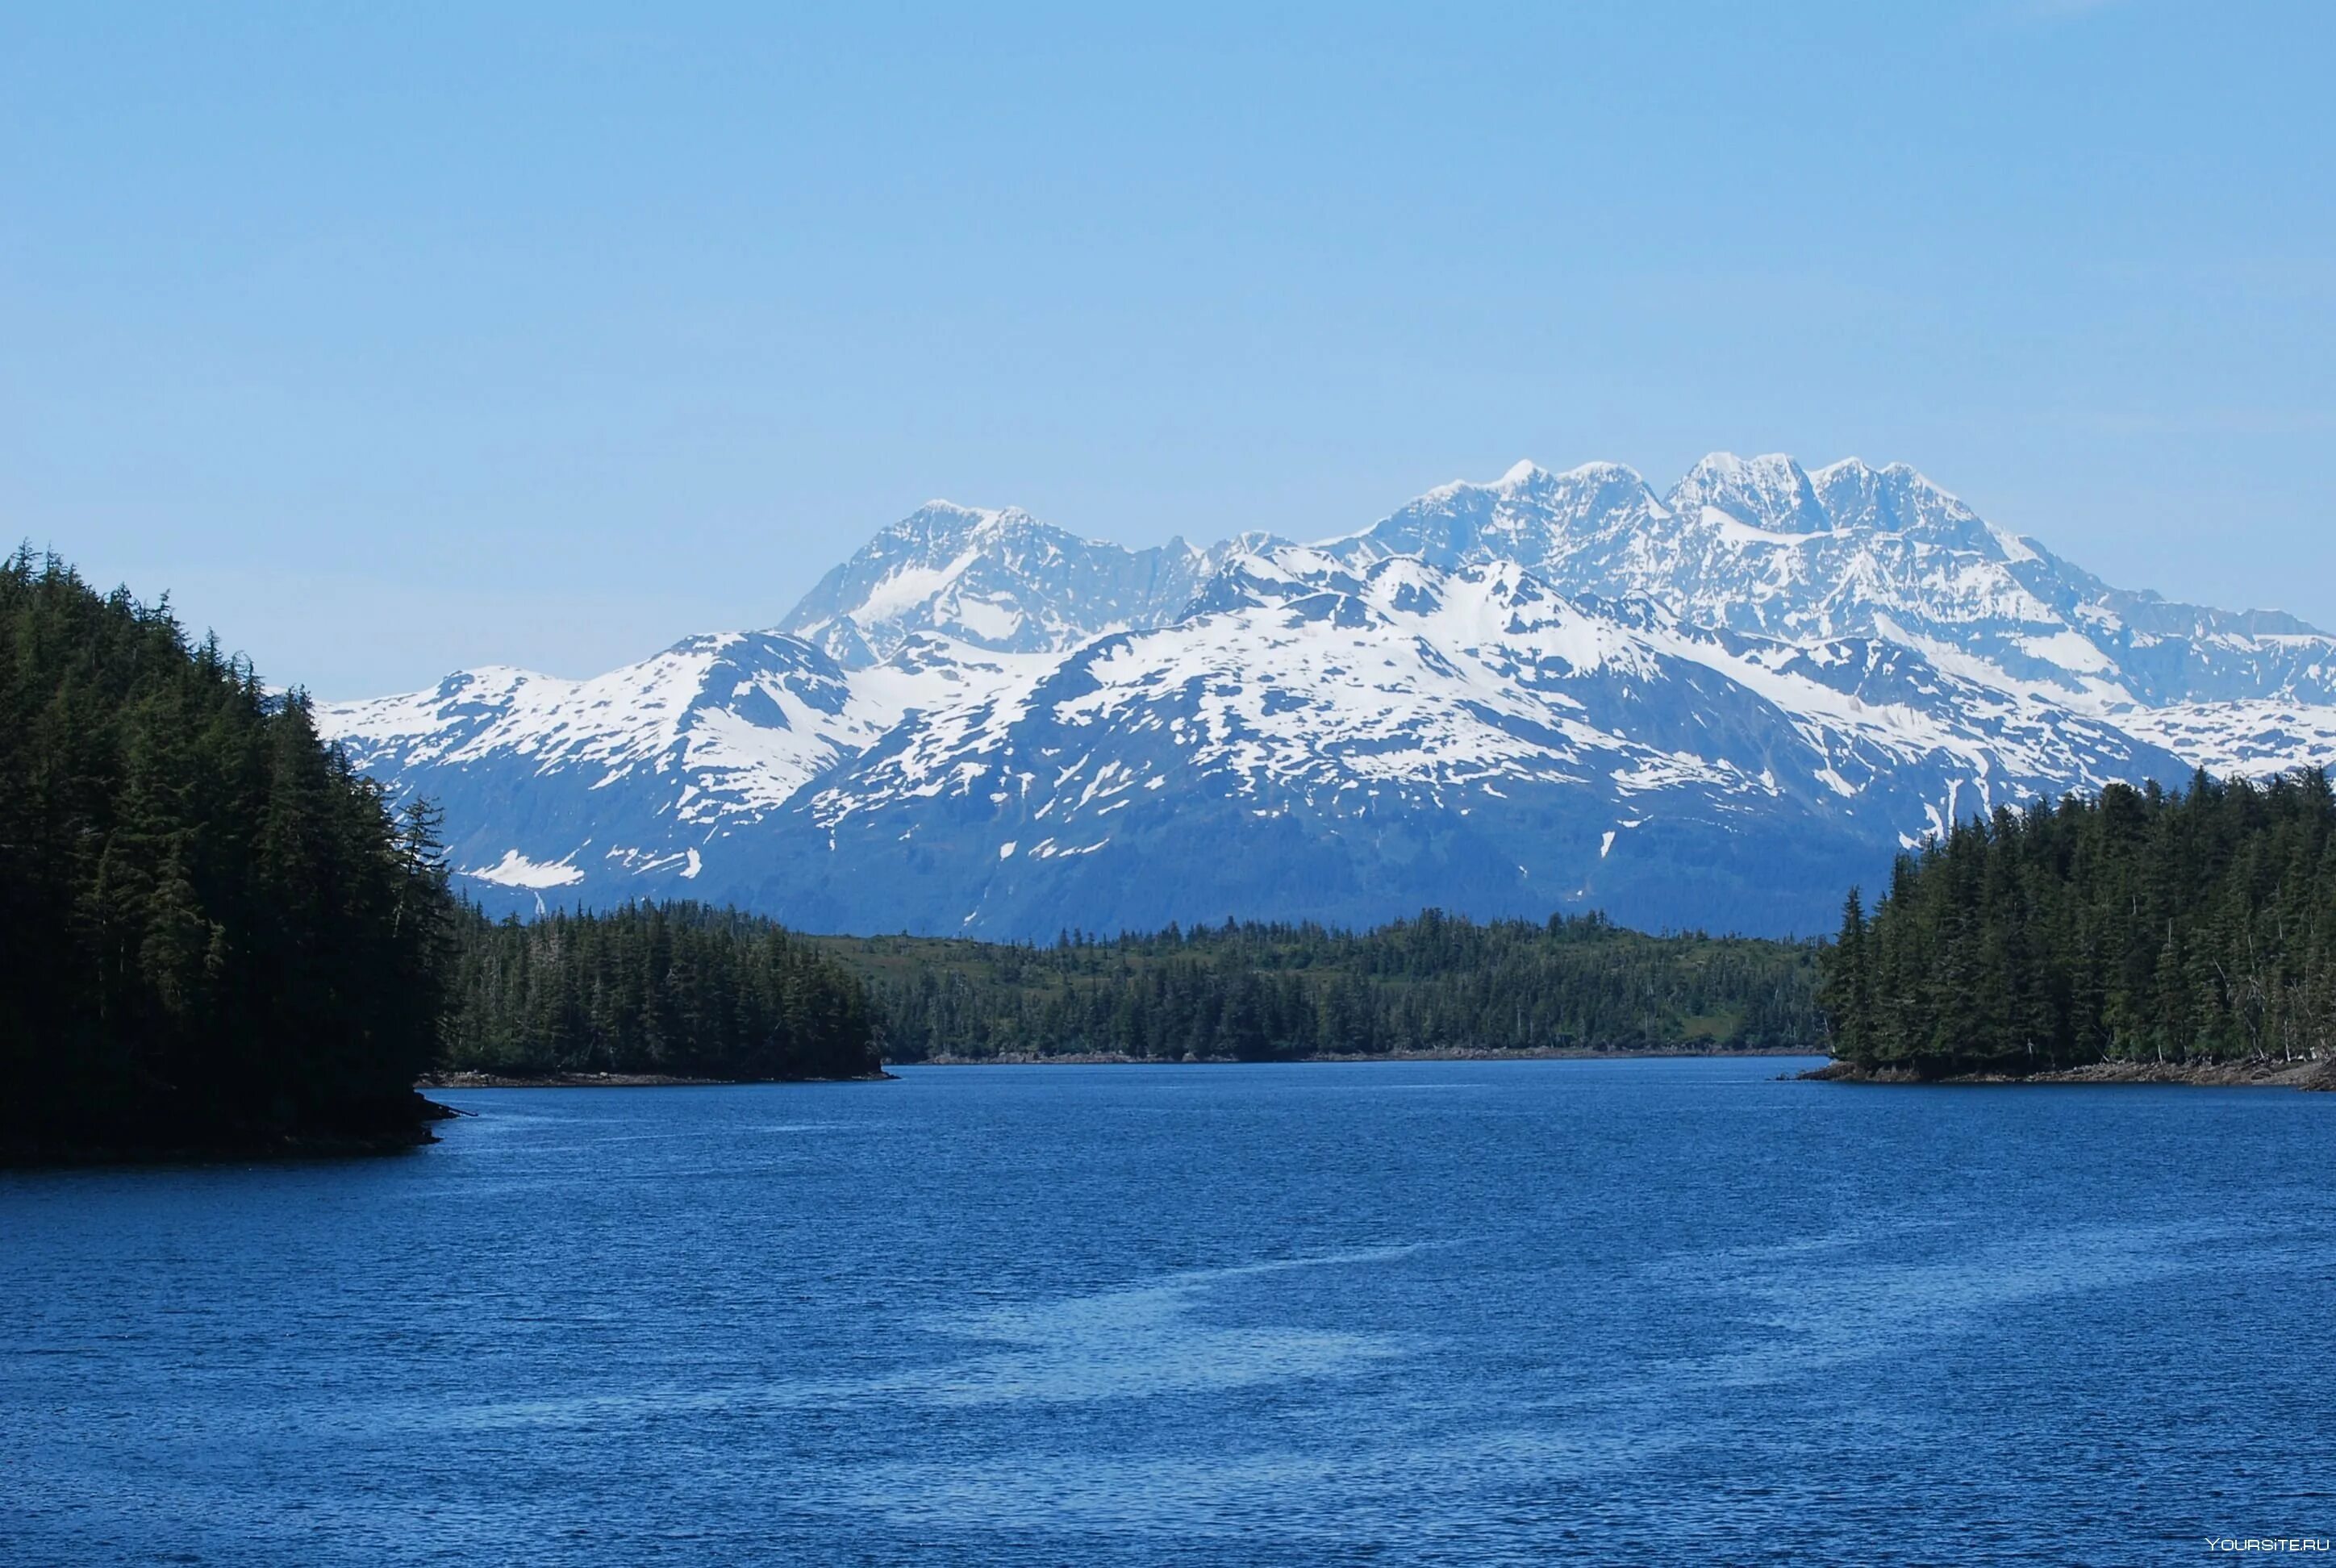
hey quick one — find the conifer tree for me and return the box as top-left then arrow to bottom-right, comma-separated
1,550 -> 456,1155
1818,770 -> 2336,1076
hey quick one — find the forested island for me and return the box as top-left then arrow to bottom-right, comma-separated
1820,771 -> 2336,1085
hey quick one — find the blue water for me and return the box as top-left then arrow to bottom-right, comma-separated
4,1059 -> 2332,1565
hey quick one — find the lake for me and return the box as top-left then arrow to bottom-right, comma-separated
4,1058 -> 2331,1564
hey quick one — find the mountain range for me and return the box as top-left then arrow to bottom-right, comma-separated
320,456 -> 2336,938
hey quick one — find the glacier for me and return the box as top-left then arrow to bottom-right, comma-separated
319,455 -> 2336,937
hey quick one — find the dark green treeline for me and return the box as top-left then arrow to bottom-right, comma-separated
441,903 -> 882,1079
1,549 -> 453,1153
827,910 -> 1822,1061
1821,770 -> 2336,1077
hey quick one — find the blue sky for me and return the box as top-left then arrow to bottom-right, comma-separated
4,2 -> 2330,698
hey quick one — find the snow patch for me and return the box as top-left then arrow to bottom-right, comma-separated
467,850 -> 585,890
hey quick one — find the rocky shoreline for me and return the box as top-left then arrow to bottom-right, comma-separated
1801,1057 -> 2336,1091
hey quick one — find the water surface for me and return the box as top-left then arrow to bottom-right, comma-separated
5,1059 -> 2331,1564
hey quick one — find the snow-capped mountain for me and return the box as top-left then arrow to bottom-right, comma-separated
1331,454 -> 2336,712
324,628 -> 1042,898
774,501 -> 1228,667
319,458 -> 2336,936
740,547 -> 2187,936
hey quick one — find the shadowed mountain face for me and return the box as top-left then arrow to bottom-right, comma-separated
321,456 -> 2336,937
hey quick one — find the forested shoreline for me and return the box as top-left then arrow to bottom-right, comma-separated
440,903 -> 882,1081
821,912 -> 1821,1062
1821,770 -> 2336,1080
2,551 -> 455,1159
435,907 -> 1821,1074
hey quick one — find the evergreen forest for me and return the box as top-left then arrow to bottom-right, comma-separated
821,911 -> 1822,1061
440,903 -> 882,1080
2,550 -> 455,1157
1821,771 -> 2336,1076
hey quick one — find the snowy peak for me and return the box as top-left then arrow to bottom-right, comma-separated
322,628 -> 887,806
1307,452 -> 2334,711
318,628 -> 905,897
882,498 -> 1024,544
1666,452 -> 1832,536
1336,459 -> 1669,573
777,499 -> 1211,666
1808,458 -> 2000,555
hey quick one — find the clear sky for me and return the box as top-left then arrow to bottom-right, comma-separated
4,2 -> 2330,698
